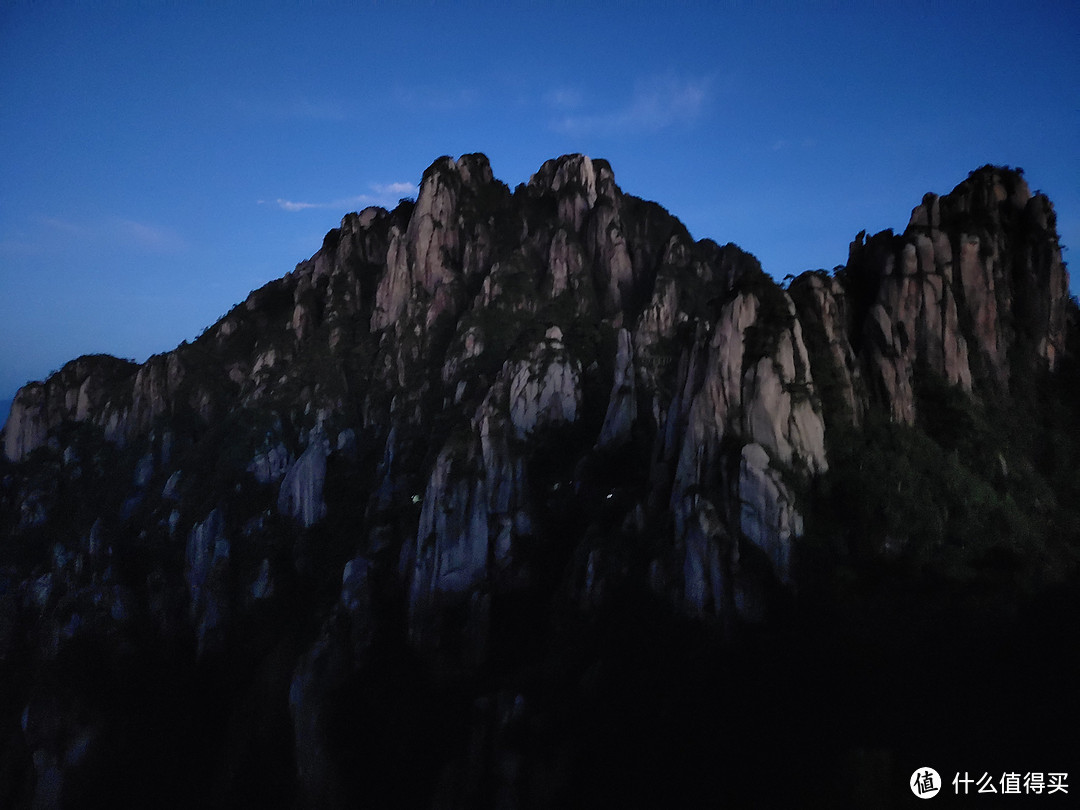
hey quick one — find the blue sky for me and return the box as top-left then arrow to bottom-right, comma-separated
1,1 -> 1078,404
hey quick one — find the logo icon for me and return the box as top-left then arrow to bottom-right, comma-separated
911,767 -> 941,799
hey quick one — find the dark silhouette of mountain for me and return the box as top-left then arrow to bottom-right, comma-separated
1,155 -> 1077,808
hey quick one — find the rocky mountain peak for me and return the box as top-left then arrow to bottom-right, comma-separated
1,155 -> 1076,808
529,153 -> 601,202
834,164 -> 1069,423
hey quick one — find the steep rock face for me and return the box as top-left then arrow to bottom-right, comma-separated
839,166 -> 1069,423
847,228 -> 972,423
277,433 -> 329,528
507,326 -> 581,439
543,228 -> 592,312
738,442 -> 802,586
935,169 -> 1070,379
2,355 -> 136,462
680,496 -> 735,619
788,272 -> 862,427
0,160 -> 1068,633
408,331 -> 571,641
130,352 -> 187,435
409,437 -> 491,618
248,441 -> 292,484
596,328 -> 637,448
1,155 -> 1074,809
663,281 -> 828,616
529,153 -> 600,234
472,375 -> 533,576
529,155 -> 638,318
372,154 -> 500,333
186,507 -> 230,655
741,318 -> 826,471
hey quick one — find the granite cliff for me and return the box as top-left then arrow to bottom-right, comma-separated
1,156 -> 1077,807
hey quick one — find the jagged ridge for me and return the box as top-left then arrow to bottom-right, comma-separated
1,155 -> 1076,807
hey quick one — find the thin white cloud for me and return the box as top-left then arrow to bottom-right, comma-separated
112,218 -> 186,251
371,182 -> 417,197
269,199 -> 326,212
32,215 -> 185,252
263,196 -> 372,212
552,74 -> 712,136
39,216 -> 92,238
262,182 -> 418,213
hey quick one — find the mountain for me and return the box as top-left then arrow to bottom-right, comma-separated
1,155 -> 1077,807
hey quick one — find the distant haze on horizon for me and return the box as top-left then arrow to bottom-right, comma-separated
2,0 -> 1077,403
